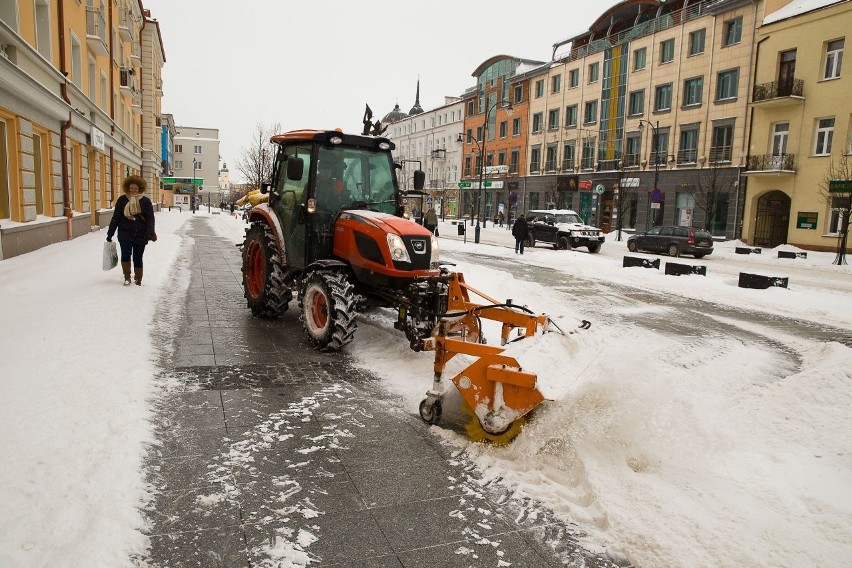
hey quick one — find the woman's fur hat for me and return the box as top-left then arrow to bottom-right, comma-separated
122,175 -> 147,193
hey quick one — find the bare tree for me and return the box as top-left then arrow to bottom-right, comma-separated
818,155 -> 851,265
694,161 -> 737,233
236,122 -> 281,191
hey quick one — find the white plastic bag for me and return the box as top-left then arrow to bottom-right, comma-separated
102,241 -> 118,271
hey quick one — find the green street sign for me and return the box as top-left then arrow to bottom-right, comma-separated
163,177 -> 203,185
458,182 -> 472,188
829,179 -> 852,193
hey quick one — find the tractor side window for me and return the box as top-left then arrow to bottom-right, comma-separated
277,144 -> 312,236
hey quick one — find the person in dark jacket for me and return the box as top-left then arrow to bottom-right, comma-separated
423,207 -> 439,235
106,175 -> 157,285
511,213 -> 529,254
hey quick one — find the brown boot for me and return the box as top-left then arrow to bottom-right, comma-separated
121,262 -> 132,286
134,267 -> 143,286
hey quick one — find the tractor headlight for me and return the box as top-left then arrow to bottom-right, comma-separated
387,234 -> 411,263
430,235 -> 440,269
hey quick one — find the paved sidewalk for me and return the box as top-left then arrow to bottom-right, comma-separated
134,217 -> 622,567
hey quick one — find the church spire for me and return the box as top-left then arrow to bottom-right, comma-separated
408,76 -> 424,116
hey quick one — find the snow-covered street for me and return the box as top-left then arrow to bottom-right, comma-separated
1,208 -> 850,567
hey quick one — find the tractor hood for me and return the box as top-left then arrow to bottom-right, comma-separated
341,210 -> 432,237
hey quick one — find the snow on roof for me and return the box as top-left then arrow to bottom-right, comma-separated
763,0 -> 848,25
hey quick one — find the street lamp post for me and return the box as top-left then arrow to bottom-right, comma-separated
192,158 -> 199,214
638,119 -> 660,227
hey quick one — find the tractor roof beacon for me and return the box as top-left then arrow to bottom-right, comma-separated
239,124 -> 589,444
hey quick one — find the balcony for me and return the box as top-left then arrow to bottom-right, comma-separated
597,159 -> 621,172
561,159 -> 576,172
430,149 -> 446,160
131,43 -> 142,66
623,153 -> 640,168
709,145 -> 733,163
86,7 -> 108,57
743,153 -> 796,176
752,79 -> 804,108
580,156 -> 595,170
120,68 -> 136,93
118,10 -> 133,41
155,78 -> 163,95
676,148 -> 698,165
529,161 -> 540,173
132,90 -> 142,114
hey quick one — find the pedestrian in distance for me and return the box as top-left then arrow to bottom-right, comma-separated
424,206 -> 439,236
512,213 -> 529,254
498,210 -> 505,227
106,175 -> 157,286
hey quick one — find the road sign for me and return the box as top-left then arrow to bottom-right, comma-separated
595,184 -> 606,194
829,179 -> 852,193
457,182 -> 471,188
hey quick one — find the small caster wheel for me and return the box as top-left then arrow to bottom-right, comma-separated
419,399 -> 442,424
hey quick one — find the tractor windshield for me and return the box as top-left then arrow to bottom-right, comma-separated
315,146 -> 397,215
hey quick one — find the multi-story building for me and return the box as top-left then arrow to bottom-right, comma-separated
386,95 -> 465,219
743,0 -> 850,251
139,8 -> 165,207
510,0 -> 758,236
170,126 -> 220,208
0,0 -> 165,259
461,56 -> 543,224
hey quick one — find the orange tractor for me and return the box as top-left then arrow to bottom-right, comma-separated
241,127 -> 571,443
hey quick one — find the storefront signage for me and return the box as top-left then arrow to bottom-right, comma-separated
796,212 -> 818,229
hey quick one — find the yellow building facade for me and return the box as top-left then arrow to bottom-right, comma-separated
743,0 -> 851,252
0,0 -> 164,259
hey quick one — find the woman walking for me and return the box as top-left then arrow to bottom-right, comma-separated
106,175 -> 157,285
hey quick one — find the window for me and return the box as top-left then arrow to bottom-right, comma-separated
649,128 -> 669,165
194,161 -> 202,170
716,69 -> 739,101
824,39 -> 844,80
583,100 -> 598,124
625,135 -> 641,167
655,83 -> 673,112
0,120 -> 9,219
175,160 -> 183,170
723,17 -> 742,46
588,62 -> 599,83
70,34 -> 82,87
510,149 -> 519,173
651,130 -> 669,165
565,105 -> 578,128
683,77 -> 703,106
530,146 -> 541,172
464,156 -> 471,177
689,29 -> 706,56
548,109 -> 560,131
569,69 -> 579,88
551,74 -> 561,94
581,137 -> 596,169
512,117 -> 521,136
88,57 -> 96,98
499,121 -> 507,138
194,145 -> 202,154
532,113 -> 543,133
562,141 -> 576,170
829,196 -> 848,234
678,126 -> 699,164
514,84 -> 523,103
545,144 -> 558,171
476,126 -> 483,142
814,118 -> 834,155
633,47 -> 646,71
535,79 -> 544,98
498,150 -> 506,166
628,90 -> 644,116
710,124 -> 734,162
35,0 -> 52,60
660,39 -> 675,64
175,144 -> 182,153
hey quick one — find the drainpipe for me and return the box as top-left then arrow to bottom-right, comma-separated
57,0 -> 74,239
140,7 -> 147,193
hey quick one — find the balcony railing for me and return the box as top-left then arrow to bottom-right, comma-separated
709,145 -> 733,163
746,153 -> 796,172
529,161 -> 540,173
580,156 -> 595,170
623,153 -> 640,167
119,68 -> 136,91
545,160 -> 557,172
677,148 -> 698,165
649,151 -> 668,166
562,159 -> 575,171
597,159 -> 620,172
753,79 -> 804,102
85,7 -> 108,56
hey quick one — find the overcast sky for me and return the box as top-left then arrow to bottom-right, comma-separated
141,0 -> 613,181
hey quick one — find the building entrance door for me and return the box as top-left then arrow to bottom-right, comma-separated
752,190 -> 790,247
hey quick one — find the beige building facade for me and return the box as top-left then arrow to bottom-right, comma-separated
0,0 -> 165,259
743,0 -> 851,252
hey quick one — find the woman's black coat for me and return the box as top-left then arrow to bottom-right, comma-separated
107,195 -> 155,244
512,216 -> 529,239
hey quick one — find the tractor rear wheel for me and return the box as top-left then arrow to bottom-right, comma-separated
300,270 -> 357,352
242,222 -> 291,317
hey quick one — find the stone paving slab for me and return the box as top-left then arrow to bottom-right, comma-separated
137,218 -> 625,568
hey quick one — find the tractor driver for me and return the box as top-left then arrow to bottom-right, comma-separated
315,155 -> 351,231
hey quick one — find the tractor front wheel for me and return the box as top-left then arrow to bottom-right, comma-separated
242,222 -> 291,317
300,270 -> 358,352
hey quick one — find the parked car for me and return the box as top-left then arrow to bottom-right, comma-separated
525,209 -> 605,253
627,226 -> 714,258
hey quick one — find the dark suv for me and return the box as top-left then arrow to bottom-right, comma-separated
627,226 -> 713,258
525,209 -> 605,253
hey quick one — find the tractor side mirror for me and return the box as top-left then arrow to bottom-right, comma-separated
260,182 -> 270,194
413,170 -> 425,191
287,157 -> 304,181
